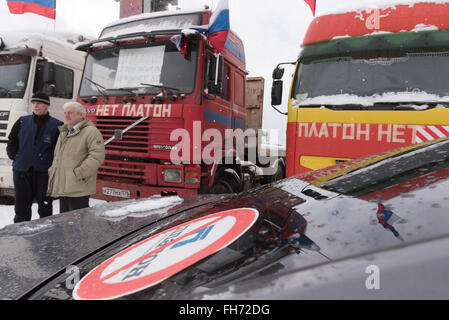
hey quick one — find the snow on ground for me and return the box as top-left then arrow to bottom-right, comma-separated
100,196 -> 183,219
0,198 -> 106,230
0,195 -> 185,229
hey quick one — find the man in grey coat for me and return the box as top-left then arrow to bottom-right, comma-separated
47,101 -> 105,213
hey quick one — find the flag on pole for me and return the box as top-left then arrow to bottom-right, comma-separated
208,0 -> 230,54
304,0 -> 316,16
170,34 -> 190,56
6,0 -> 56,20
171,0 -> 230,56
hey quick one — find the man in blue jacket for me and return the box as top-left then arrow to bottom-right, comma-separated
6,92 -> 63,223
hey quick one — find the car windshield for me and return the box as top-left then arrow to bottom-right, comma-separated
292,51 -> 449,105
0,54 -> 30,99
318,139 -> 449,197
79,40 -> 198,97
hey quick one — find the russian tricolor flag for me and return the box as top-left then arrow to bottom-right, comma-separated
7,0 -> 56,20
304,0 -> 316,16
172,0 -> 230,55
208,0 -> 230,54
377,203 -> 403,241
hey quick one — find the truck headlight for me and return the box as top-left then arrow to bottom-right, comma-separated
163,169 -> 182,183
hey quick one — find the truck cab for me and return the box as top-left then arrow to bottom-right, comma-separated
77,9 -> 284,201
0,32 -> 87,198
272,2 -> 449,177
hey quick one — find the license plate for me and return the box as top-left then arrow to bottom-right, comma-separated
102,187 -> 131,199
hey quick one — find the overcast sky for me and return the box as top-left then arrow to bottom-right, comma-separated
0,0 -> 435,144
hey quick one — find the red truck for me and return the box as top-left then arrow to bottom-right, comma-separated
76,9 -> 285,201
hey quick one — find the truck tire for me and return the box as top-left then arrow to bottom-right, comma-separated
211,170 -> 241,194
0,196 -> 14,205
263,161 -> 285,184
272,163 -> 285,182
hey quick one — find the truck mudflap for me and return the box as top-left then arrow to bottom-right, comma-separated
94,180 -> 198,201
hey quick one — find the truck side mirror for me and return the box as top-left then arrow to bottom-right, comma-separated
207,54 -> 223,95
43,83 -> 56,96
272,66 -> 285,80
271,80 -> 283,106
42,60 -> 56,84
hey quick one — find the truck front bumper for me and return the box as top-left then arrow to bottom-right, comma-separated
93,180 -> 198,202
0,161 -> 14,197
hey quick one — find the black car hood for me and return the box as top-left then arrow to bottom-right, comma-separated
2,173 -> 449,300
0,194 -> 224,299
2,140 -> 449,299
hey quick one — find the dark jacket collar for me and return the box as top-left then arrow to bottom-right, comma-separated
32,113 -> 50,125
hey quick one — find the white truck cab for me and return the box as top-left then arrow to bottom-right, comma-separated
0,31 -> 88,198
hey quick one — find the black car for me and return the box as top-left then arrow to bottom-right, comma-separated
1,138 -> 449,300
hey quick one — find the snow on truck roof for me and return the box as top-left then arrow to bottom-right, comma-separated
323,0 -> 449,15
100,9 -> 242,42
94,8 -> 245,65
104,9 -> 205,29
303,1 -> 449,46
0,30 -> 92,50
100,9 -> 208,38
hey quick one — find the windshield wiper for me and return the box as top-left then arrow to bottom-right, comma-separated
372,101 -> 449,110
105,87 -> 137,95
140,83 -> 180,94
299,104 -> 366,110
298,101 -> 449,111
85,78 -> 109,99
0,87 -> 11,98
140,83 -> 182,103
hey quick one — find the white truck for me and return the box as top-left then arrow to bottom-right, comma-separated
0,31 -> 88,198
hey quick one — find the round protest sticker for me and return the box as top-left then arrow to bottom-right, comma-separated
73,208 -> 259,300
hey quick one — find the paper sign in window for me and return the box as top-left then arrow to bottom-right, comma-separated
114,46 -> 165,88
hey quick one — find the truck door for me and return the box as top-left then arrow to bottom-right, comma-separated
233,69 -> 246,132
203,53 -> 233,159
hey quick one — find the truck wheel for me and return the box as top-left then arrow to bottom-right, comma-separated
211,179 -> 234,194
0,197 -> 14,205
263,162 -> 285,184
211,171 -> 240,194
273,164 -> 285,182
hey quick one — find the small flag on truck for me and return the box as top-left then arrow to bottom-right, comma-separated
304,0 -> 316,16
172,0 -> 230,55
6,0 -> 56,19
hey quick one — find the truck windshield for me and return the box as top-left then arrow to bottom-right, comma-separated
0,55 -> 30,99
292,51 -> 449,106
79,40 -> 198,97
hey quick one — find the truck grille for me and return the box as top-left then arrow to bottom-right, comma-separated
0,123 -> 7,138
0,111 -> 9,139
93,116 -> 182,154
98,157 -> 156,184
95,116 -> 150,153
92,116 -> 183,183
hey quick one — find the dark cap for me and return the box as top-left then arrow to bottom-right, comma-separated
31,92 -> 50,105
